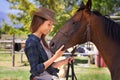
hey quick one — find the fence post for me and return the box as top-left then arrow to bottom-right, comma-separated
20,52 -> 23,63
12,34 -> 15,67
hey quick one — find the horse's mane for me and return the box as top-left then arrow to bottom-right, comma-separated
93,11 -> 120,43
77,7 -> 120,42
103,16 -> 120,42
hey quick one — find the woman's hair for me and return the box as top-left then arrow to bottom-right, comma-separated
30,15 -> 49,49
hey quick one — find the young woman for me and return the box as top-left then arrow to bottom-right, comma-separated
24,7 -> 73,80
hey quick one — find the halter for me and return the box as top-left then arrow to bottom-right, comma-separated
59,11 -> 85,39
86,11 -> 92,49
61,10 -> 93,80
59,10 -> 92,49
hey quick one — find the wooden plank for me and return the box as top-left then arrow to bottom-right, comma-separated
0,40 -> 26,43
0,51 -> 12,54
110,16 -> 120,19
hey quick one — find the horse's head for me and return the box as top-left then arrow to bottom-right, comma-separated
50,0 -> 93,53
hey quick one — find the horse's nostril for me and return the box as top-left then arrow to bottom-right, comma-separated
50,41 -> 55,47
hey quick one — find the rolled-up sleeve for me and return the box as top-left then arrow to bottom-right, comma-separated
25,40 -> 45,76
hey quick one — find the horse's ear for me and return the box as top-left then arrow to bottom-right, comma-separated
80,1 -> 85,9
85,0 -> 92,11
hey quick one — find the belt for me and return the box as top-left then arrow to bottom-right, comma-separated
32,77 -> 53,80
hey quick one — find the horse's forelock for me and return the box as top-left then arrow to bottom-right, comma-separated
77,7 -> 85,12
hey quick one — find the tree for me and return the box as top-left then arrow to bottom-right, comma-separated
38,0 -> 79,35
91,0 -> 120,15
7,0 -> 120,36
7,0 -> 79,36
1,21 -> 16,34
1,20 -> 27,35
7,0 -> 37,34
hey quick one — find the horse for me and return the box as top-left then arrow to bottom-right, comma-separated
49,0 -> 120,80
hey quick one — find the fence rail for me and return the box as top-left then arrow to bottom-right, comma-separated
0,34 -> 26,67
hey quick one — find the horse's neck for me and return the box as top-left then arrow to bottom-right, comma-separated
91,16 -> 120,69
91,17 -> 120,80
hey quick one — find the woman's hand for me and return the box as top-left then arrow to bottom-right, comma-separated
44,45 -> 64,69
64,57 -> 74,64
54,45 -> 65,59
52,56 -> 74,68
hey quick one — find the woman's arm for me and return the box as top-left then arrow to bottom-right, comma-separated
43,45 -> 65,69
52,57 -> 73,68
25,42 -> 45,76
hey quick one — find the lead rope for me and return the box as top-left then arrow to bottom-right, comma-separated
66,46 -> 78,80
86,24 -> 91,49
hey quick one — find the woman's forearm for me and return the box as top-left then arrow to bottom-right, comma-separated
52,59 -> 67,68
43,54 -> 58,69
52,57 -> 73,68
44,45 -> 64,69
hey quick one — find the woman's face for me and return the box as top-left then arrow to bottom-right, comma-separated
39,20 -> 53,35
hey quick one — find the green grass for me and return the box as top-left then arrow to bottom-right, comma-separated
0,54 -> 111,80
0,54 -> 30,80
0,66 -> 30,80
74,66 -> 111,80
65,56 -> 111,80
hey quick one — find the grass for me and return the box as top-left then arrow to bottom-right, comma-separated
65,57 -> 111,80
0,53 -> 30,80
0,66 -> 30,80
0,54 -> 111,80
74,66 -> 111,80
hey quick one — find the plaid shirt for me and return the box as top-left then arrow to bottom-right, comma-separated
24,34 -> 58,79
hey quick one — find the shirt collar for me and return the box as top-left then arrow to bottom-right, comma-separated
28,34 -> 41,42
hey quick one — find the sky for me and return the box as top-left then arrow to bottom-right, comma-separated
0,0 -> 10,28
0,0 -> 10,13
0,0 -> 21,28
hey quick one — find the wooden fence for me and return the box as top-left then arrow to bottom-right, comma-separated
0,34 -> 26,67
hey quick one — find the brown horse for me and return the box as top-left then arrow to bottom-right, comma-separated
50,0 -> 120,80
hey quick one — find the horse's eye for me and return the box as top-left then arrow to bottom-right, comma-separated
72,22 -> 77,25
